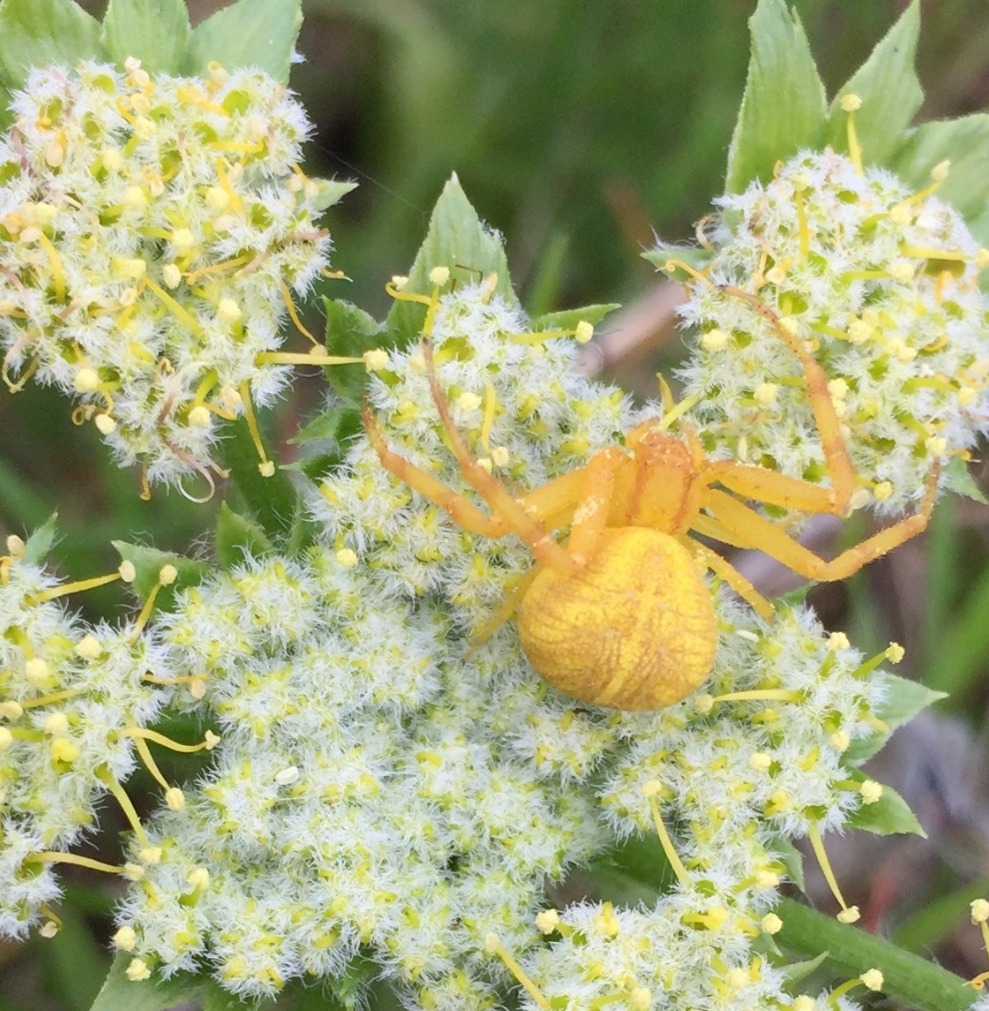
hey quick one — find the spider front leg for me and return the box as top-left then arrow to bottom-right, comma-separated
362,342 -> 580,574
717,284 -> 858,514
695,460 -> 940,583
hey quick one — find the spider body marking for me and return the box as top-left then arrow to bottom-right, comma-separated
363,301 -> 939,712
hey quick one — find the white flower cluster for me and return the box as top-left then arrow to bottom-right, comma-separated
0,60 -> 333,489
676,150 -> 989,513
106,281 -> 898,1007
0,544 -> 169,937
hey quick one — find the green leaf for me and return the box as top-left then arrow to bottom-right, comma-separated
844,673 -> 946,765
773,834 -> 806,893
100,0 -> 191,75
0,0 -> 104,92
779,948 -> 829,985
215,502 -> 274,569
942,453 -> 988,504
202,978 -> 276,1011
824,0 -> 922,167
312,179 -> 358,213
322,298 -> 385,403
725,0 -> 827,193
219,417 -> 300,539
385,175 -> 517,347
845,777 -> 925,837
112,540 -> 210,613
21,513 -> 59,565
530,303 -> 620,332
893,114 -> 989,223
184,0 -> 302,81
89,952 -> 202,1011
290,402 -> 361,448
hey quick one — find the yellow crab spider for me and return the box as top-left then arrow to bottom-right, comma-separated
363,294 -> 939,711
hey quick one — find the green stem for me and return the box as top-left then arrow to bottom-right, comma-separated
776,897 -> 980,1011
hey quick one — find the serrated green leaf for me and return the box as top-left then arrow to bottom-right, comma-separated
219,417 -> 300,539
112,540 -> 209,613
184,0 -> 301,81
290,403 -> 361,448
725,0 -> 827,193
312,179 -> 358,213
21,513 -> 59,565
0,0 -> 104,92
893,114 -> 989,223
824,0 -> 921,167
844,673 -> 946,765
100,0 -> 191,74
942,453 -> 988,504
385,175 -> 517,347
89,952 -> 202,1011
322,298 -> 385,403
846,778 -> 926,837
779,948 -> 829,985
530,303 -> 620,332
215,502 -> 274,569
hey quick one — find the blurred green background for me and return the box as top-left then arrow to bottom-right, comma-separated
3,1 -> 989,1008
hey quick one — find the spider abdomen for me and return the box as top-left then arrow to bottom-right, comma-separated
517,527 -> 717,711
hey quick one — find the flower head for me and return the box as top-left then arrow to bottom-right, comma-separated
0,60 -> 334,490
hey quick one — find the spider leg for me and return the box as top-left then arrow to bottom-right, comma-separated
719,285 -> 857,511
690,541 -> 773,619
418,342 -> 580,574
362,401 -> 513,537
699,463 -> 939,582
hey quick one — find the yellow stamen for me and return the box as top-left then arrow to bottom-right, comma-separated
238,380 -> 271,474
481,382 -> 498,454
3,352 -> 39,393
94,766 -> 149,847
254,351 -> 365,367
30,571 -> 122,604
143,276 -> 205,337
34,233 -> 66,302
485,934 -> 550,1009
27,851 -> 132,876
183,252 -> 252,283
840,93 -> 864,175
277,278 -> 319,345
710,689 -> 802,705
119,726 -> 215,754
805,821 -> 851,916
643,781 -> 690,886
17,688 -> 86,710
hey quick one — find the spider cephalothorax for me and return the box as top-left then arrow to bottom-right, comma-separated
363,293 -> 939,712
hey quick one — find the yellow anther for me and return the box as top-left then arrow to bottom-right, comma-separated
363,348 -> 389,371
885,642 -> 905,663
73,368 -> 100,393
126,958 -> 152,982
860,780 -> 883,804
188,405 -> 211,427
113,926 -> 137,951
701,328 -> 729,351
754,382 -> 778,407
574,320 -> 594,343
761,913 -> 782,935
75,634 -> 103,659
429,265 -> 450,287
50,737 -> 80,763
335,548 -> 358,567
